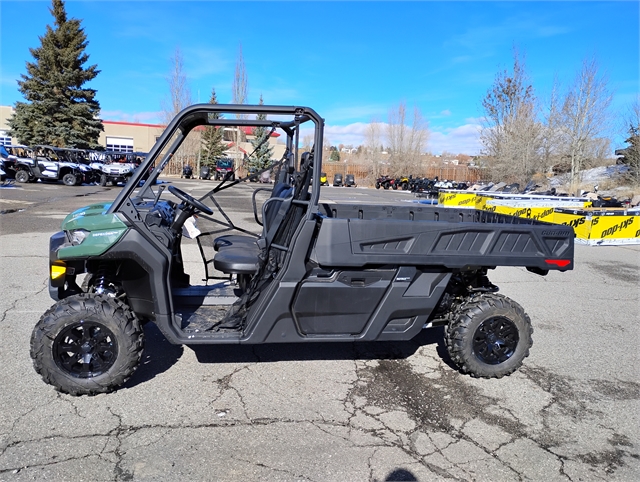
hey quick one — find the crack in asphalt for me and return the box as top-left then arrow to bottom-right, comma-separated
234,455 -> 318,482
0,279 -> 48,325
346,356 -> 638,480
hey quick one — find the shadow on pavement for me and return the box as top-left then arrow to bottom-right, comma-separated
123,322 -> 184,389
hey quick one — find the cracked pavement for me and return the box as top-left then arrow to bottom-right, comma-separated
0,180 -> 638,481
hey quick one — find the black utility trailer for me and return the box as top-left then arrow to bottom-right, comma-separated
31,104 -> 574,395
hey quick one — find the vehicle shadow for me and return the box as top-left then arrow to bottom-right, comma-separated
123,322 -> 184,389
189,326 -> 456,370
124,325 -> 457,390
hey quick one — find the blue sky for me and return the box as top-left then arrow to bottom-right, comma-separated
1,1 -> 638,154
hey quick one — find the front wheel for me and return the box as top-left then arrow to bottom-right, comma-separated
30,294 -> 144,395
375,182 -> 380,189
445,293 -> 532,378
15,170 -> 31,183
99,174 -> 107,186
62,173 -> 77,186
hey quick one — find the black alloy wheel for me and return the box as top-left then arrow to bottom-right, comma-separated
472,316 -> 519,365
53,321 -> 118,378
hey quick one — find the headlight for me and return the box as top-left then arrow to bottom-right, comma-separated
69,229 -> 90,245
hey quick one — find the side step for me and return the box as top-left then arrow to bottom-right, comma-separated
172,282 -> 239,306
172,283 -> 241,334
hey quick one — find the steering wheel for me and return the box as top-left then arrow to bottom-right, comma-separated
168,185 -> 213,215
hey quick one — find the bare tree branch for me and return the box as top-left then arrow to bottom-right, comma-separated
558,57 -> 613,185
480,49 -> 544,185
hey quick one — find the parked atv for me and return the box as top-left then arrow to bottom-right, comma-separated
320,172 -> 328,186
14,145 -> 85,186
333,173 -> 343,186
397,176 -> 410,190
200,165 -> 212,180
375,175 -> 392,190
31,103 -> 574,396
215,158 -> 235,181
345,174 -> 356,187
182,164 -> 193,179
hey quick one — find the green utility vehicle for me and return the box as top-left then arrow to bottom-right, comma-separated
31,104 -> 574,395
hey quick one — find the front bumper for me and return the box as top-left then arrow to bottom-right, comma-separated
48,231 -> 83,301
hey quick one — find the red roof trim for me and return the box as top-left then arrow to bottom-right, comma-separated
103,120 -> 166,128
103,120 -> 280,137
239,126 -> 280,137
226,143 -> 248,154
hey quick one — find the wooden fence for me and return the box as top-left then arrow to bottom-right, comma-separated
320,163 -> 481,186
161,155 -> 481,186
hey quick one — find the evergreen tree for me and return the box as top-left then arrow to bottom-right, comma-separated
199,88 -> 227,166
618,117 -> 640,182
248,95 -> 273,170
7,0 -> 103,148
330,149 -> 341,162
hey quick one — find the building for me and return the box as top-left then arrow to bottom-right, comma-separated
0,106 -> 285,168
1,105 -> 162,152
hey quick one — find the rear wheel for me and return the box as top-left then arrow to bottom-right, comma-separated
62,173 -> 77,186
445,293 -> 532,378
30,294 -> 144,395
15,170 -> 30,183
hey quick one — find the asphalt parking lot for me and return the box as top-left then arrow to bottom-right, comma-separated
0,178 -> 638,481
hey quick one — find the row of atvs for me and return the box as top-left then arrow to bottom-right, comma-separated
375,175 -> 470,193
374,175 -> 628,208
0,145 -> 149,187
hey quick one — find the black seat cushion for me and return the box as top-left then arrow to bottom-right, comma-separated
214,235 -> 259,251
213,247 -> 260,275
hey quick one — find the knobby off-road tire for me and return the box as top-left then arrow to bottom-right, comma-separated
445,293 -> 533,378
30,293 -> 144,395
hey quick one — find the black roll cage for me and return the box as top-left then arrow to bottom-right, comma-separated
108,104 -> 325,215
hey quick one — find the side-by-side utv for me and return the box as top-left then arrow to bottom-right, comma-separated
31,104 -> 574,395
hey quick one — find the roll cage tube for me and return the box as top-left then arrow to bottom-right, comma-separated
108,104 -> 325,215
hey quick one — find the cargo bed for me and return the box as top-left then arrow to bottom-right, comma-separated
315,203 -> 574,271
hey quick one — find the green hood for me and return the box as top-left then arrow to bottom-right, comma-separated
58,203 -> 129,259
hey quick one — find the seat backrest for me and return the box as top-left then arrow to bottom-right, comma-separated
256,181 -> 291,230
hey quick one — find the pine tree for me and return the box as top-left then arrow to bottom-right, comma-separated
199,88 -> 227,166
7,0 -> 103,148
248,95 -> 273,171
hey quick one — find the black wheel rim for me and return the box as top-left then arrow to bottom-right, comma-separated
54,321 -> 118,378
472,316 -> 519,365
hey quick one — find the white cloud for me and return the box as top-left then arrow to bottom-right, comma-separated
429,123 -> 482,155
306,120 -> 482,155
